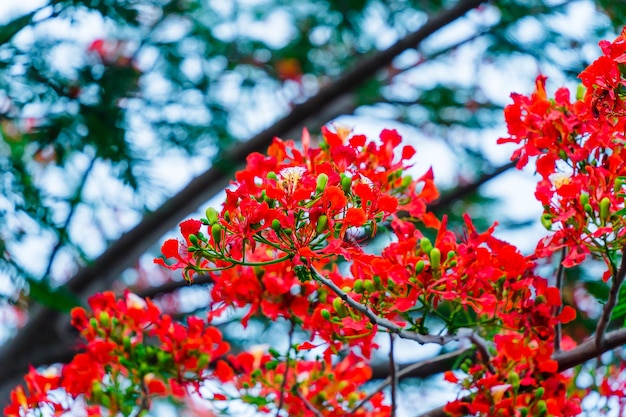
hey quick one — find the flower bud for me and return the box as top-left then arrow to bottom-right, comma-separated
429,248 -> 441,270
600,197 -> 611,223
363,279 -> 376,293
321,309 -> 331,320
197,353 -> 210,370
267,171 -> 277,180
535,387 -> 545,399
316,173 -> 329,194
353,279 -> 364,293
341,174 -> 352,194
98,311 -> 110,328
579,193 -> 589,206
508,371 -> 520,391
189,234 -> 199,246
558,149 -> 568,160
265,361 -> 277,371
206,207 -> 219,225
541,213 -> 553,230
271,219 -> 281,233
420,237 -> 433,254
415,260 -> 425,274
316,215 -> 328,234
332,297 -> 347,317
400,175 -> 413,189
584,203 -> 593,214
211,224 -> 222,246
536,400 -> 547,417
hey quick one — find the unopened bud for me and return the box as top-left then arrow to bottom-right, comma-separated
415,260 -> 425,274
600,197 -> 611,222
321,309 -> 331,320
99,311 -> 111,328
535,387 -> 545,399
363,279 -> 376,293
429,248 -> 441,270
420,237 -> 433,254
189,234 -> 199,246
316,173 -> 329,194
272,219 -> 281,233
508,371 -> 520,391
353,279 -> 364,293
316,215 -> 328,234
536,399 -> 547,417
400,175 -> 413,189
197,353 -> 210,370
541,213 -> 553,230
206,207 -> 219,225
267,171 -> 277,180
211,224 -> 223,245
332,297 -> 347,317
341,175 -> 352,194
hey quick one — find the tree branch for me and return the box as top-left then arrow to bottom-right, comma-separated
415,327 -> 626,417
0,0 -> 487,403
595,247 -> 626,349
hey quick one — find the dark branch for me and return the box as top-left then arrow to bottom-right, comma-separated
595,247 -> 626,349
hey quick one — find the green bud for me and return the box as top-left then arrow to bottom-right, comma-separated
157,350 -> 171,365
580,193 -> 589,206
373,275 -> 381,287
508,371 -> 520,391
267,171 -> 277,180
449,260 -> 457,267
600,197 -> 611,222
189,234 -> 199,246
429,248 -> 441,270
265,360 -> 278,371
206,207 -> 219,225
446,251 -> 455,261
576,84 -> 585,100
99,311 -> 111,328
353,279 -> 364,293
535,387 -> 545,399
123,336 -> 131,352
197,353 -> 210,369
223,210 -> 231,222
211,224 -> 222,245
541,213 -> 553,230
341,285 -> 351,293
272,219 -> 281,233
363,279 -> 376,293
332,297 -> 347,317
558,149 -> 568,160
321,309 -> 331,320
415,260 -> 425,274
90,317 -> 99,330
316,173 -> 329,194
419,237 -> 433,254
520,407 -> 529,417
536,399 -> 547,417
400,175 -> 413,189
584,203 -> 593,214
316,215 -> 328,234
341,174 -> 352,194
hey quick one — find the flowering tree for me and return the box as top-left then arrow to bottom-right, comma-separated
7,28 -> 626,416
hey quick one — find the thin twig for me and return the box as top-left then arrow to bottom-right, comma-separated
43,157 -> 97,279
554,246 -> 567,352
275,321 -> 295,417
389,333 -> 397,417
295,390 -> 324,417
352,348 -> 473,413
595,247 -> 626,349
309,267 -> 453,345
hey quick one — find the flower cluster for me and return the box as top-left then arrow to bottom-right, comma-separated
500,28 -> 626,270
6,292 -> 229,416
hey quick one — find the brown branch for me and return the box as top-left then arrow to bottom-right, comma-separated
416,327 -> 626,417
595,247 -> 626,349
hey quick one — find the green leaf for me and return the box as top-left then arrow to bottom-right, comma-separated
26,278 -> 82,313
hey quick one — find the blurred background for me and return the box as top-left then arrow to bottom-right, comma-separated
0,0 -> 624,415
